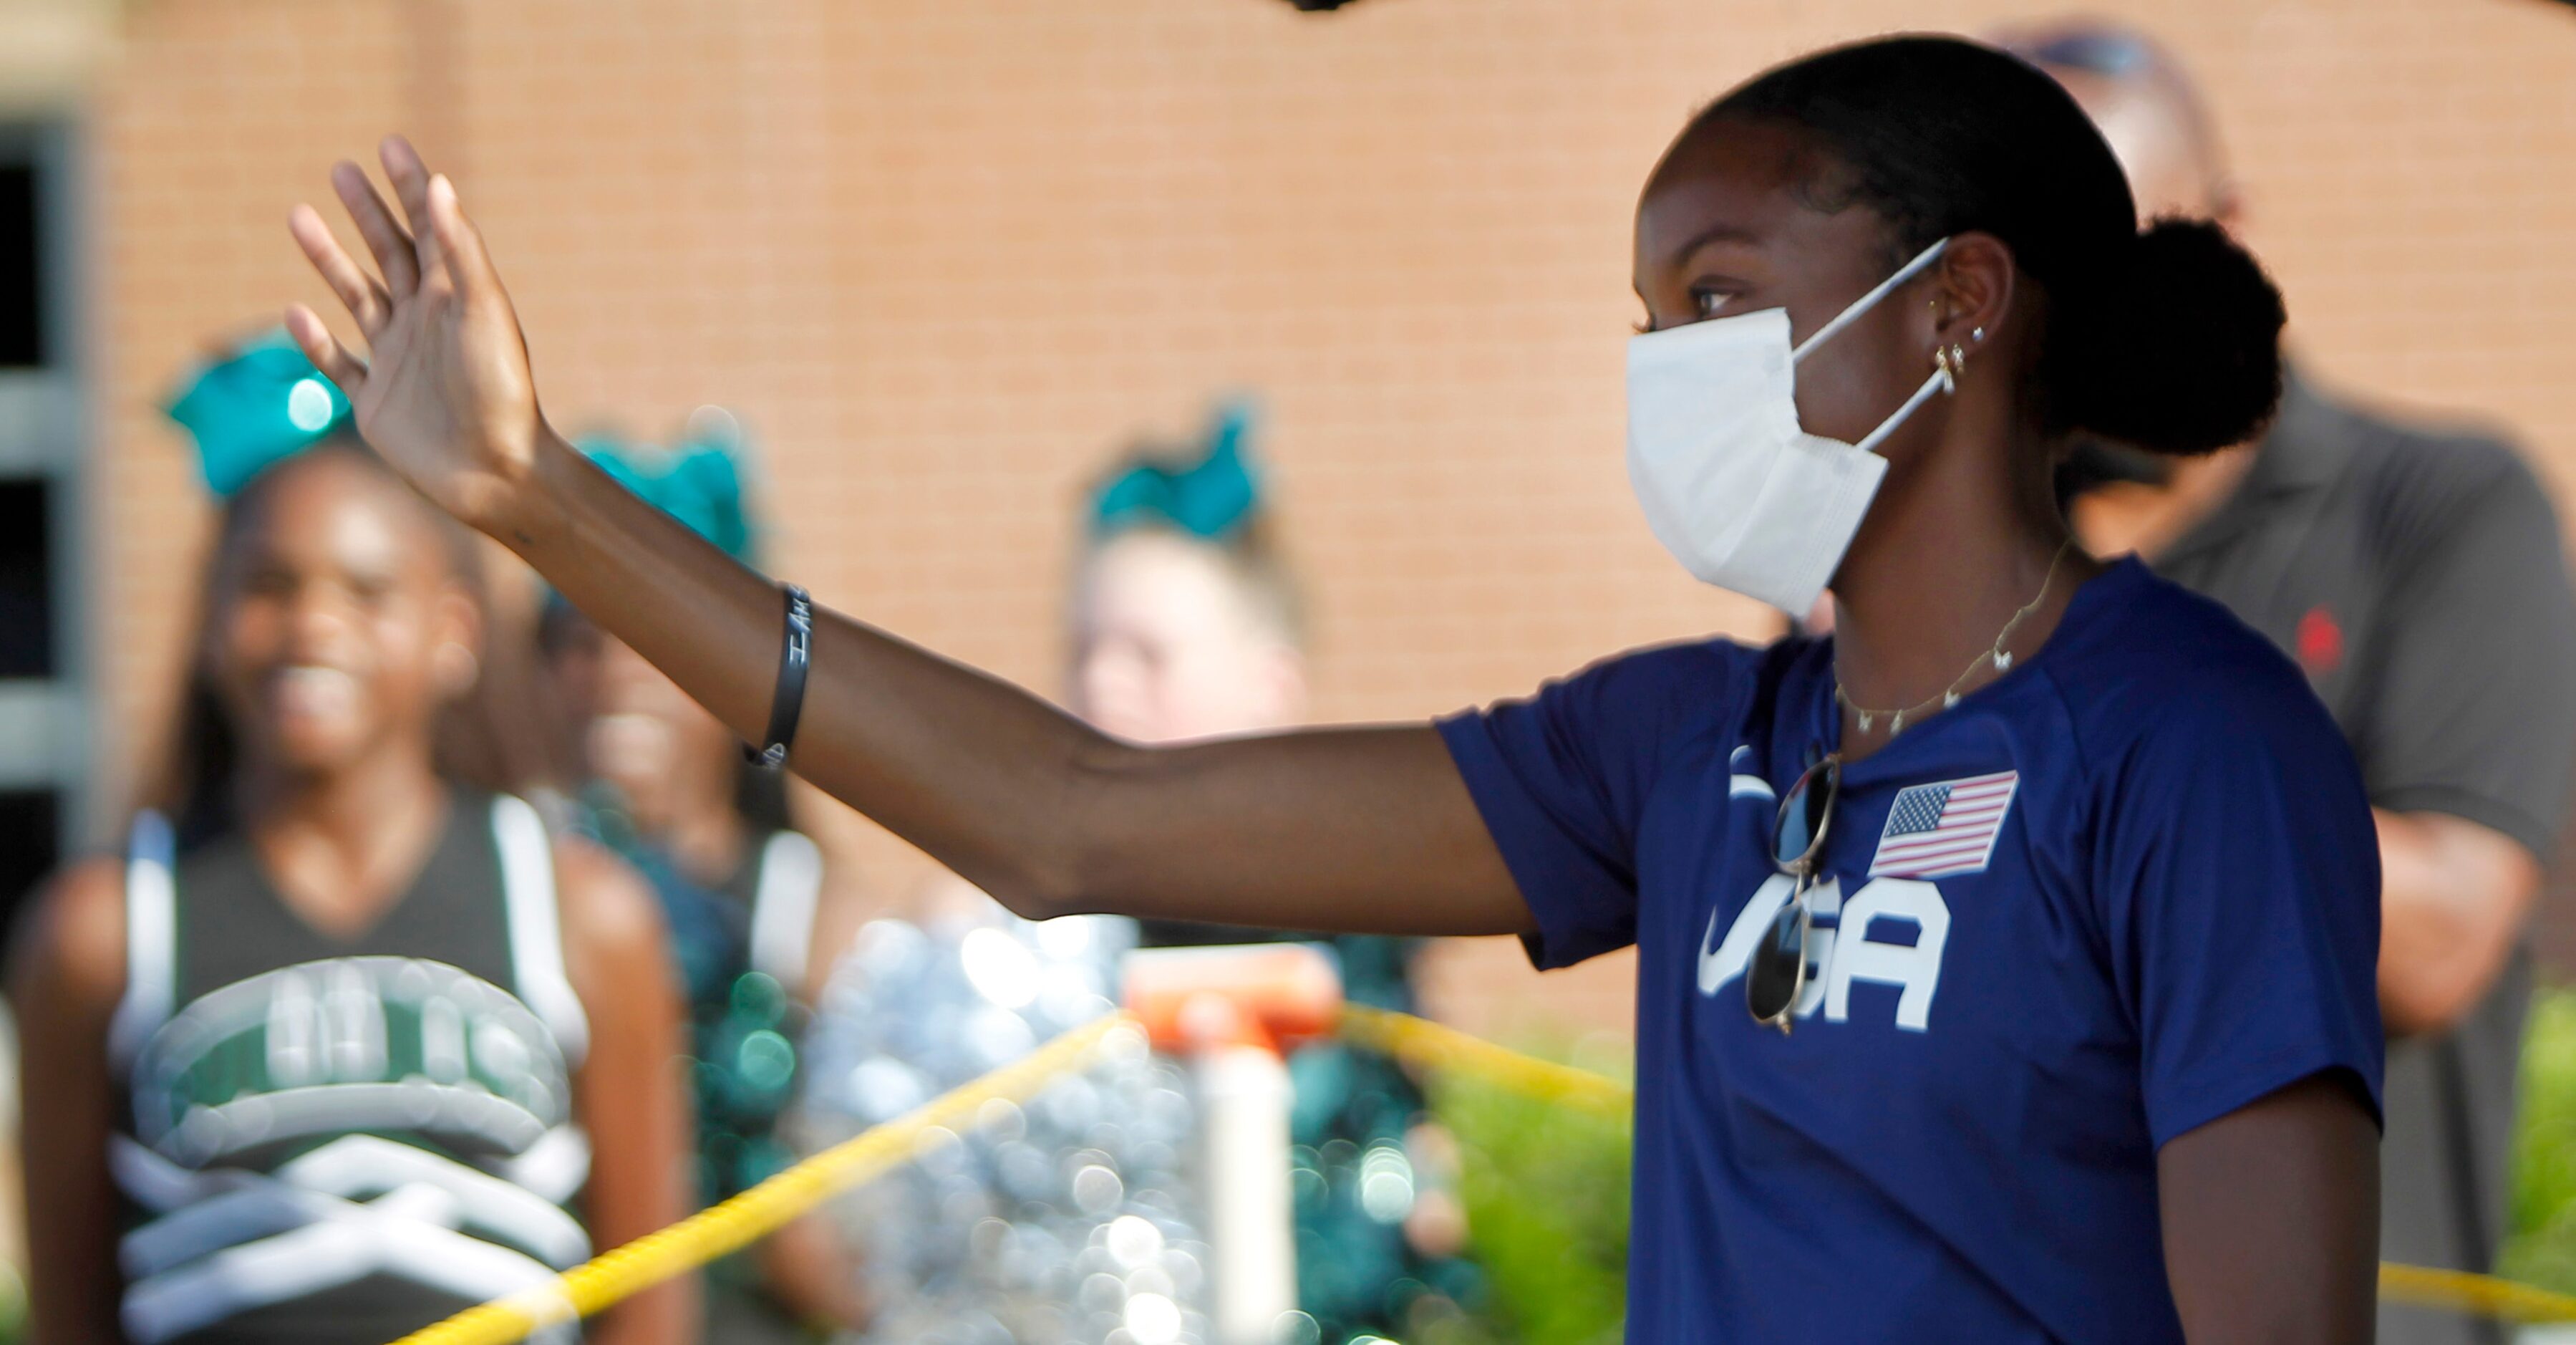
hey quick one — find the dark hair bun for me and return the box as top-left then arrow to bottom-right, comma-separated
2053,218 -> 2286,455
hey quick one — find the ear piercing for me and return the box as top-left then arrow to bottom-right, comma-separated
1931,305 -> 1985,390
1932,299 -> 1988,346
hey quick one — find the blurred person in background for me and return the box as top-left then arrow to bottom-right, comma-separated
1070,403 -> 1479,1342
2003,22 -> 2576,1344
536,421 -> 866,1342
6,334 -> 693,1344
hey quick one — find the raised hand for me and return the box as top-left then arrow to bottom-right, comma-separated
286,137 -> 551,537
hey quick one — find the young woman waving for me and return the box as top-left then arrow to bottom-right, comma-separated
284,36 -> 2380,1342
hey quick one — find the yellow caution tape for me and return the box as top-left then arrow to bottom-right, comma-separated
1337,1002 -> 1631,1118
2381,1261 -> 2576,1323
387,996 -> 2576,1341
389,1013 -> 1136,1345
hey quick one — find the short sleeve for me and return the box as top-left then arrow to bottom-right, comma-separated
2097,683 -> 2386,1147
2359,447 -> 2576,861
1438,642 -> 1737,970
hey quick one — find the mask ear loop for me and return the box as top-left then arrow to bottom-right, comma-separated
1791,237 -> 1952,366
1850,365 -> 1953,455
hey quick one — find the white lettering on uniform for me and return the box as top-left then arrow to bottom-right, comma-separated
1700,874 -> 1952,1032
323,963 -> 389,1079
267,970 -> 319,1086
1698,873 -> 1793,996
1823,878 -> 1950,1031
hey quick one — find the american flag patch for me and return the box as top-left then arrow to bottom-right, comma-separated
1868,771 -> 2019,878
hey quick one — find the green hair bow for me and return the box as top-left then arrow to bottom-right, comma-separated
164,330 -> 354,498
578,424 -> 761,565
1090,400 -> 1265,541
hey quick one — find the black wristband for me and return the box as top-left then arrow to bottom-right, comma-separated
745,584 -> 813,770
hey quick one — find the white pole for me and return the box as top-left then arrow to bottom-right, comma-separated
1196,1042 -> 1296,1345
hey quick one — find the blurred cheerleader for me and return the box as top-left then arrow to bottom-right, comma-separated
9,334 -> 693,1345
1071,404 -> 1481,1341
536,420 -> 864,1342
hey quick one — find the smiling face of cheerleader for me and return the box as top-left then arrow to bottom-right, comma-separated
204,447 -> 481,784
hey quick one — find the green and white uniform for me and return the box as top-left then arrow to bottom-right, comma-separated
107,792 -> 594,1345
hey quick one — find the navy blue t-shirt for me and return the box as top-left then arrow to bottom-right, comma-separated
1438,556 -> 2383,1342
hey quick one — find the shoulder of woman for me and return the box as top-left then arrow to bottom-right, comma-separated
2091,637 -> 2358,804
2063,569 -> 2310,708
8,856 -> 130,1011
1536,635 -> 1774,719
2052,578 -> 2352,776
546,834 -> 671,965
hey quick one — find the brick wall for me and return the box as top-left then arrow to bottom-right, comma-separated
72,0 -> 2576,1038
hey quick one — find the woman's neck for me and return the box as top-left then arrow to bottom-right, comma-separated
232,744 -> 452,938
1827,416 -> 2093,760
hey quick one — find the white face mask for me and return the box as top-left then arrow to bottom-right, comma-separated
1624,237 -> 1954,614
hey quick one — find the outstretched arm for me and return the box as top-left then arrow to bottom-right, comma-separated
494,430 -> 1516,932
286,139 -> 1527,937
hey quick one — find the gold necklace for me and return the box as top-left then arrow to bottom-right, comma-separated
1834,540 -> 2078,738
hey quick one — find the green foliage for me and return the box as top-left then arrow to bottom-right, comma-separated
0,1258 -> 22,1345
1428,1038 -> 1631,1345
2507,989 -> 2576,1290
